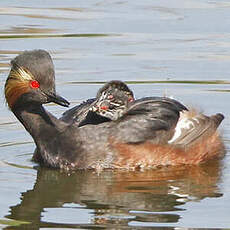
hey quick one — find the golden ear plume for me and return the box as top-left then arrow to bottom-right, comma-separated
5,66 -> 34,109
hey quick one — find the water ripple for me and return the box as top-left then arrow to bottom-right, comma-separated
0,33 -> 115,39
0,141 -> 33,148
65,80 -> 230,85
0,7 -> 100,20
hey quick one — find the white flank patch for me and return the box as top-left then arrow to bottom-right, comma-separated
168,112 -> 198,143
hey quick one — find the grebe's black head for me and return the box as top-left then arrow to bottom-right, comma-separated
5,49 -> 70,109
91,80 -> 134,120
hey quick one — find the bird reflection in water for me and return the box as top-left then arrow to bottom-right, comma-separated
5,161 -> 223,229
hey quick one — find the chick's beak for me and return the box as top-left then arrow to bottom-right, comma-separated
90,98 -> 110,112
46,92 -> 70,107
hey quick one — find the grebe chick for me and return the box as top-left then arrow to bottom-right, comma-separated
5,50 -> 225,171
61,80 -> 134,126
88,80 -> 134,121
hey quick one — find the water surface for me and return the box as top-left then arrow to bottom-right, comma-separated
0,1 -> 230,229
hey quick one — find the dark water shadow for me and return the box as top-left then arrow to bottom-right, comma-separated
4,160 -> 223,229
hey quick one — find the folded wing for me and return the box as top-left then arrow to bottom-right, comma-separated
111,97 -> 188,144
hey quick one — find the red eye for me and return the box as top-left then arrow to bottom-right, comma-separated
30,80 -> 40,89
108,95 -> 113,99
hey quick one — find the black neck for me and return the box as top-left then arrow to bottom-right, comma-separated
12,103 -> 67,149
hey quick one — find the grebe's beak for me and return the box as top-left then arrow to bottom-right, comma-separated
46,92 -> 70,107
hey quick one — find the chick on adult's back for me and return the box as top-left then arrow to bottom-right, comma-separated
5,49 -> 225,171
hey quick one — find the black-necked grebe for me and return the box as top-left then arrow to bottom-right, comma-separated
5,49 -> 225,171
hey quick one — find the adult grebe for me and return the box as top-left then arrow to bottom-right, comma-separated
5,49 -> 225,171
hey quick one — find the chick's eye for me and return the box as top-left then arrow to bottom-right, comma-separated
30,80 -> 40,89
